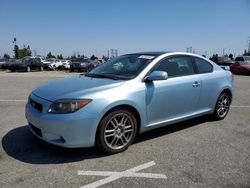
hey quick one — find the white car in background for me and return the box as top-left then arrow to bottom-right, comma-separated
43,58 -> 63,70
62,60 -> 71,69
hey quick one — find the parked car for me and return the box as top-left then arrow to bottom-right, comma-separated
70,60 -> 95,72
0,59 -> 6,69
43,58 -> 62,70
1,58 -> 16,70
8,57 -> 44,72
230,56 -> 250,75
26,52 -> 234,154
216,57 -> 234,70
58,60 -> 71,70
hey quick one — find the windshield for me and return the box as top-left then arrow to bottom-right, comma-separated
88,54 -> 155,80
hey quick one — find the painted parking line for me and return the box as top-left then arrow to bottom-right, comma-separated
231,105 -> 250,108
78,161 -> 167,188
0,99 -> 26,102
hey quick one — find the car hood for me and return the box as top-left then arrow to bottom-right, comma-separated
32,75 -> 124,101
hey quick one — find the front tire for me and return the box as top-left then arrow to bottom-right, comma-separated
40,66 -> 43,71
96,109 -> 137,154
212,92 -> 231,120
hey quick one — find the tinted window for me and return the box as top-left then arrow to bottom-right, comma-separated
153,56 -> 194,77
195,58 -> 213,73
235,57 -> 244,61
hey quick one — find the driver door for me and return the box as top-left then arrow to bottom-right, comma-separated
146,55 -> 201,126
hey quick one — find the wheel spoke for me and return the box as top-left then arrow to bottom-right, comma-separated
105,129 -> 115,138
113,117 -> 119,125
120,137 -> 125,145
110,120 -> 117,128
217,108 -> 223,115
122,135 -> 128,142
121,116 -> 128,126
110,136 -> 118,146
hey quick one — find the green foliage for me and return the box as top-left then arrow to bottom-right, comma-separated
13,45 -> 19,59
90,55 -> 98,60
46,52 -> 56,59
3,53 -> 10,59
229,53 -> 233,60
243,49 -> 250,56
13,45 -> 32,59
57,54 -> 63,59
209,54 -> 218,63
102,55 -> 108,61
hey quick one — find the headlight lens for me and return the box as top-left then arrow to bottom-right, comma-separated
48,99 -> 92,114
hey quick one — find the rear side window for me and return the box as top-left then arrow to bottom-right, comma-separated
194,58 -> 213,73
235,57 -> 244,61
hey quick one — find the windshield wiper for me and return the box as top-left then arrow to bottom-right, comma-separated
85,73 -> 118,80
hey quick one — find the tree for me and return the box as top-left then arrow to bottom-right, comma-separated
243,49 -> 250,56
3,53 -> 10,59
46,52 -> 55,59
209,54 -> 218,63
229,53 -> 233,60
70,54 -> 76,60
90,55 -> 98,60
57,54 -> 63,59
13,45 -> 19,59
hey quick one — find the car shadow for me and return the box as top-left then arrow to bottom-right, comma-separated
2,115 -> 214,164
1,125 -> 105,164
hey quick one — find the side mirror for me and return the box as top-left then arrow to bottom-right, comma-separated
145,71 -> 168,81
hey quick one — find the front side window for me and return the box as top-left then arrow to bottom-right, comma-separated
195,58 -> 213,73
152,56 -> 194,77
89,54 -> 156,80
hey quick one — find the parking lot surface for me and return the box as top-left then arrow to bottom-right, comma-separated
0,71 -> 249,188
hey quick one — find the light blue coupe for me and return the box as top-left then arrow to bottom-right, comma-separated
26,52 -> 234,153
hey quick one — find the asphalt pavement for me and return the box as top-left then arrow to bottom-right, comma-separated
0,71 -> 249,188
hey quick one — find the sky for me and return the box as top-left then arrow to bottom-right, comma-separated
0,0 -> 250,58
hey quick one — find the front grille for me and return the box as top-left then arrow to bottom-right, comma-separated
29,123 -> 42,137
30,98 -> 43,112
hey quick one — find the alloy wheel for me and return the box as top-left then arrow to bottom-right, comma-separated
104,113 -> 135,150
216,93 -> 230,118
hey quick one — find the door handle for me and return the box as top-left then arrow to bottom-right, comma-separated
192,81 -> 200,88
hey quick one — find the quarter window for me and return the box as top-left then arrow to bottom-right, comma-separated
152,56 -> 194,77
195,58 -> 213,73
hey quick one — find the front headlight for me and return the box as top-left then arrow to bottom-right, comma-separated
48,99 -> 92,114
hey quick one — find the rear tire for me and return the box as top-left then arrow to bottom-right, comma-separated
212,91 -> 231,120
96,109 -> 137,154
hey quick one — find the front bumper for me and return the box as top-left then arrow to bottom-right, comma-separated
25,93 -> 97,148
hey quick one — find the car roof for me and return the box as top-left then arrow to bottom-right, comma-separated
125,51 -> 170,57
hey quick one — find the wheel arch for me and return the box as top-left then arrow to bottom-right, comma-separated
212,87 -> 233,113
95,104 -> 142,143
